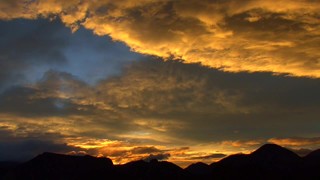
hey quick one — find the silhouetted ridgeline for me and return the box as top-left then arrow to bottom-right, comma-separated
1,144 -> 320,180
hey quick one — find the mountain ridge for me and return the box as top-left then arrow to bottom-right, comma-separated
1,144 -> 320,180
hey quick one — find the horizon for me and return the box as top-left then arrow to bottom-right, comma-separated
0,0 -> 320,168
2,143 -> 318,168
3,143 -> 320,179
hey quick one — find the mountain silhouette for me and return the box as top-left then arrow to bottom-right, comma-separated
251,143 -> 301,161
3,152 -> 114,180
305,149 -> 320,160
185,162 -> 211,178
116,159 -> 186,180
1,144 -> 320,180
0,162 -> 20,180
302,149 -> 320,179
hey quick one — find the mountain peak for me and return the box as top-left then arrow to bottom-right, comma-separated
251,143 -> 301,167
304,149 -> 320,160
252,143 -> 298,157
185,162 -> 210,172
186,162 -> 209,169
255,143 -> 285,151
185,162 -> 210,175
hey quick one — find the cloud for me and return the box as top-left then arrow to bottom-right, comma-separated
0,125 -> 84,161
0,82 -> 93,117
268,137 -> 320,147
143,153 -> 171,162
0,139 -> 83,161
289,148 -> 314,157
0,58 -> 319,165
93,59 -> 320,143
1,59 -> 320,145
0,1 -> 317,165
190,153 -> 227,160
1,0 -> 320,77
84,143 -> 172,164
131,146 -> 163,154
0,19 -> 68,90
220,140 -> 263,148
0,18 -> 143,91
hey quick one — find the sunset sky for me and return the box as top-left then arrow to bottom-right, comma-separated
0,0 -> 320,167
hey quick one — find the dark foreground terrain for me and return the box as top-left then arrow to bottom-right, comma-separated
1,144 -> 320,180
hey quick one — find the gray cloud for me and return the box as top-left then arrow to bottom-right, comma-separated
290,148 -> 314,157
191,153 -> 227,160
131,146 -> 163,154
1,59 -> 319,146
143,153 -> 171,162
0,85 -> 93,117
0,126 -> 83,161
0,19 -> 69,90
89,59 -> 320,142
0,140 -> 82,161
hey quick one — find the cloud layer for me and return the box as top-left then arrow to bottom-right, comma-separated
1,0 -> 320,77
1,57 -> 319,165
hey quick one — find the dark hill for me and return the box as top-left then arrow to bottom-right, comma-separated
305,149 -> 320,160
210,144 -> 303,179
116,159 -> 186,180
1,144 -> 320,180
251,143 -> 301,162
4,152 -> 114,180
0,162 -> 20,180
302,149 -> 320,179
250,144 -> 302,179
185,162 -> 210,178
210,153 -> 252,179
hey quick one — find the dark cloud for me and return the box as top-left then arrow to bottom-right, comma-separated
191,153 -> 227,160
0,85 -> 93,117
0,19 -> 69,89
90,59 -> 320,142
143,153 -> 171,162
290,148 -> 314,157
131,146 -> 163,154
0,139 -> 82,161
0,126 -> 83,161
0,18 -> 142,90
0,59 -> 319,146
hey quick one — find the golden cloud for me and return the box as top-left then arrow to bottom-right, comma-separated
220,140 -> 263,148
1,0 -> 320,77
268,137 -> 320,147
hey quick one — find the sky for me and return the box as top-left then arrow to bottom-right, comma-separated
0,0 -> 320,167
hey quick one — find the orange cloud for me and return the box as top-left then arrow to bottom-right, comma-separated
268,137 -> 320,147
220,140 -> 263,148
1,0 -> 320,77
